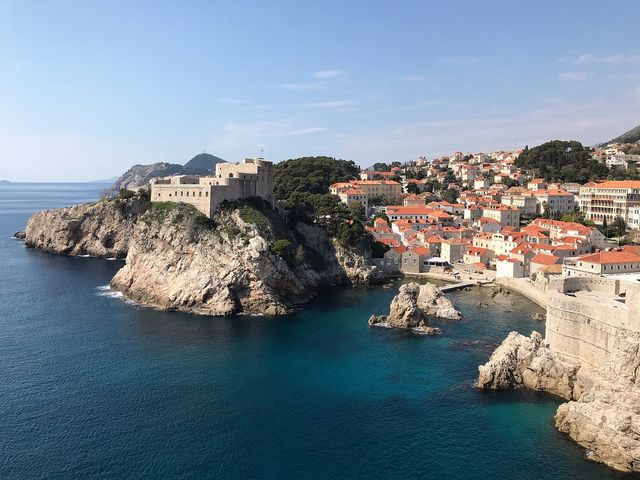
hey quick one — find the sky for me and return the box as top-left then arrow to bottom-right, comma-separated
1,0 -> 639,182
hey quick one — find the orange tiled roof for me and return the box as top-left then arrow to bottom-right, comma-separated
578,251 -> 640,265
531,253 -> 560,265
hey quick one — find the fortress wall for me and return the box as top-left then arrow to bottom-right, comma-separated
494,276 -> 549,308
546,277 -> 640,368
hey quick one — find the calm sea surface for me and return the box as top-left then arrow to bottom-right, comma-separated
0,183 -> 633,479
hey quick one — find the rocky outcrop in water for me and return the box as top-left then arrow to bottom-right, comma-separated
478,328 -> 640,472
477,331 -> 580,400
24,194 -> 149,258
368,282 -> 460,334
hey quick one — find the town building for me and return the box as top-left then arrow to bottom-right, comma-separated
563,250 -> 640,277
579,180 -> 640,226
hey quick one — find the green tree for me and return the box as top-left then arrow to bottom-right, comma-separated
601,217 -> 609,238
372,162 -> 391,172
516,140 -> 609,183
348,201 -> 366,222
406,182 -> 419,194
270,239 -> 295,264
273,156 -> 359,201
441,188 -> 459,203
612,216 -> 627,239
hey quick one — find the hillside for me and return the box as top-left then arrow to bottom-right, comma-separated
183,153 -> 226,173
111,153 -> 227,191
516,140 -> 609,183
602,124 -> 640,146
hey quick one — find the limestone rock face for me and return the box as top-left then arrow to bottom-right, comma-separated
368,282 -> 460,333
112,162 -> 184,191
109,204 -> 384,316
477,331 -> 580,399
479,329 -> 640,472
294,222 -> 385,285
24,196 -> 148,258
555,333 -> 640,473
416,282 -> 462,320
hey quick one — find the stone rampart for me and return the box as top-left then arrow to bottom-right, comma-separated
546,277 -> 640,369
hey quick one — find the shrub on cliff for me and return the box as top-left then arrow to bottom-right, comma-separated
270,238 -> 295,264
142,202 -> 213,230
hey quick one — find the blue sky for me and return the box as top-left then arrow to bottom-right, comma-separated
1,0 -> 639,181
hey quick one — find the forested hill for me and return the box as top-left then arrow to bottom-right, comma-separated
273,156 -> 359,200
516,140 -> 609,183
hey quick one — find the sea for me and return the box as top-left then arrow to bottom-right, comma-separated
0,183 -> 633,479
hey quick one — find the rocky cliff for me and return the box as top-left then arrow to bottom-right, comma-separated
24,194 -> 149,258
477,331 -> 581,400
478,329 -> 640,472
369,282 -> 460,334
110,201 -> 383,315
24,197 -> 383,315
555,332 -> 640,472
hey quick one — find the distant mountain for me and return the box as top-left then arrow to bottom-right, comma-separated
183,153 -> 226,174
0,180 -> 10,184
87,176 -> 119,184
602,124 -> 640,146
111,153 -> 227,191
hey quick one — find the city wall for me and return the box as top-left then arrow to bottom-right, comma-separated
546,277 -> 640,370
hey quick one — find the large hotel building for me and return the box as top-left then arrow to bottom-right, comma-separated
579,180 -> 640,225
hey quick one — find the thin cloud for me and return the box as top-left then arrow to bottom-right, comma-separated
300,100 -> 356,109
558,71 -> 591,82
400,75 -> 428,82
313,69 -> 344,79
220,120 -> 327,138
436,57 -> 478,65
218,98 -> 250,105
281,82 -> 325,90
575,53 -> 640,66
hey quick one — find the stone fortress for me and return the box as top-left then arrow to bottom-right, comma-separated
546,276 -> 640,378
150,157 -> 274,218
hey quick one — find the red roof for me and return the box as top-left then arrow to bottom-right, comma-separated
578,251 -> 640,265
409,246 -> 430,256
590,181 -> 640,189
531,253 -> 560,265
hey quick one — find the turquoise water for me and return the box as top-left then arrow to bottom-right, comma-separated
0,183 -> 633,479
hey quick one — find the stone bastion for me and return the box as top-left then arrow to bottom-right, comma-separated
546,276 -> 640,375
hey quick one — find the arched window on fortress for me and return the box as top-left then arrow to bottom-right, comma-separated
199,192 -> 202,197
181,191 -> 183,197
205,192 -> 208,197
186,191 -> 189,197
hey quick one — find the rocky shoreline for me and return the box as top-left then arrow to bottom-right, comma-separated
21,195 -> 384,316
477,279 -> 640,473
